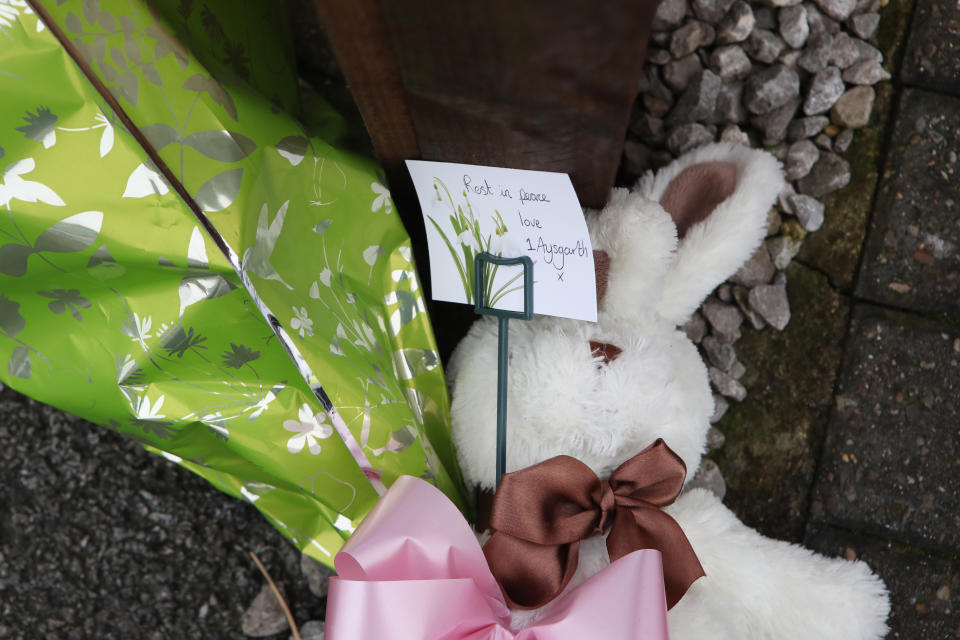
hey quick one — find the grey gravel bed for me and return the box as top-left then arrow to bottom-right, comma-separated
622,0 -> 889,493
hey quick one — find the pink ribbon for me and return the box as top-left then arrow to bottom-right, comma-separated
326,476 -> 670,640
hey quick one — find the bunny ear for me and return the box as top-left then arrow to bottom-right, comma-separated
637,143 -> 785,325
587,187 -> 679,322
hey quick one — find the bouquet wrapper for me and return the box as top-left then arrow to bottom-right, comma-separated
0,0 -> 468,566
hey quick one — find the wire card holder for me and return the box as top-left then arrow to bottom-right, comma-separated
472,252 -> 534,487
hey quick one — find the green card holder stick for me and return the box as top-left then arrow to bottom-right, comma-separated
473,252 -> 534,487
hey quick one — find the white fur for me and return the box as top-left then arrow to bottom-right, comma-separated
637,142 -> 785,325
448,143 -> 889,638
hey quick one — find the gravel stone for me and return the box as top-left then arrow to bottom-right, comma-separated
831,85 -> 875,128
788,115 -> 830,140
623,141 -> 653,175
693,0 -> 738,23
713,81 -> 747,123
717,283 -> 734,302
242,584 -> 290,637
743,64 -> 800,114
812,0 -> 856,20
733,284 -> 768,328
842,58 -> 891,84
829,31 -> 861,68
651,30 -> 672,47
664,54 -> 704,92
667,122 -> 715,155
779,49 -> 803,66
642,68 -> 675,117
687,458 -> 727,499
765,0 -> 803,7
717,0 -> 755,42
670,20 -> 717,58
706,426 -> 726,451
748,283 -> 791,329
785,139 -> 820,180
710,45 -> 753,81
300,554 -> 334,598
730,244 -> 774,287
753,6 -> 778,29
751,97 -> 800,144
746,29 -> 787,63
779,5 -> 810,48
804,65 -> 845,114
682,311 -> 709,343
709,366 -> 748,400
797,151 -> 851,196
703,335 -> 739,370
803,2 -> 841,35
852,38 -> 883,63
297,620 -> 326,640
750,98 -> 800,147
798,30 -> 835,72
710,395 -> 730,422
702,298 -> 744,342
791,119 -> 831,145
834,127 -> 854,152
668,69 -> 722,124
778,182 -> 797,213
720,123 -> 750,144
767,235 -> 804,268
848,12 -> 880,39
813,132 -> 833,148
767,208 -> 784,236
629,112 -> 665,143
789,193 -> 826,230
647,47 -> 673,65
653,0 -> 688,31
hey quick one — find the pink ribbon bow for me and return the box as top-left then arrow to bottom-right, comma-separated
326,475 -> 671,640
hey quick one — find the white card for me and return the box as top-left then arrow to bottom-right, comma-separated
407,160 -> 597,322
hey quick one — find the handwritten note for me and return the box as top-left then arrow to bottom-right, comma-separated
407,160 -> 597,322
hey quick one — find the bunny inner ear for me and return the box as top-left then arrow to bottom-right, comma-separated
594,249 -> 610,303
660,161 -> 738,239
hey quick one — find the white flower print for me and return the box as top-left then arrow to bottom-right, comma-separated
0,158 -> 65,208
135,394 -> 166,420
123,313 -> 153,348
370,181 -> 392,214
283,403 -> 333,455
290,306 -> 313,338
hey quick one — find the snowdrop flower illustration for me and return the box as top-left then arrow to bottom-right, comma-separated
370,181 -> 392,214
290,306 -> 313,338
283,403 -> 333,454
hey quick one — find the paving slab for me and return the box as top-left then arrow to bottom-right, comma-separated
809,304 -> 960,555
902,0 -> 960,95
713,263 -> 849,542
856,88 -> 960,316
805,524 -> 960,640
0,388 -> 321,639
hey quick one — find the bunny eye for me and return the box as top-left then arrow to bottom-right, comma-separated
589,340 -> 622,366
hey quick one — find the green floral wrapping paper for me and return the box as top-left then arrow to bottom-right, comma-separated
0,0 -> 469,566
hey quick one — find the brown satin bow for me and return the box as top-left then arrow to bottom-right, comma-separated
482,438 -> 705,610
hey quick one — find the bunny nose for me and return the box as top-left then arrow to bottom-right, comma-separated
589,340 -> 622,366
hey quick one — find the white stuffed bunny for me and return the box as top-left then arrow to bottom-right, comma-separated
447,143 -> 890,639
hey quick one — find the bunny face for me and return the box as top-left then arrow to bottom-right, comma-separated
449,143 -> 785,491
